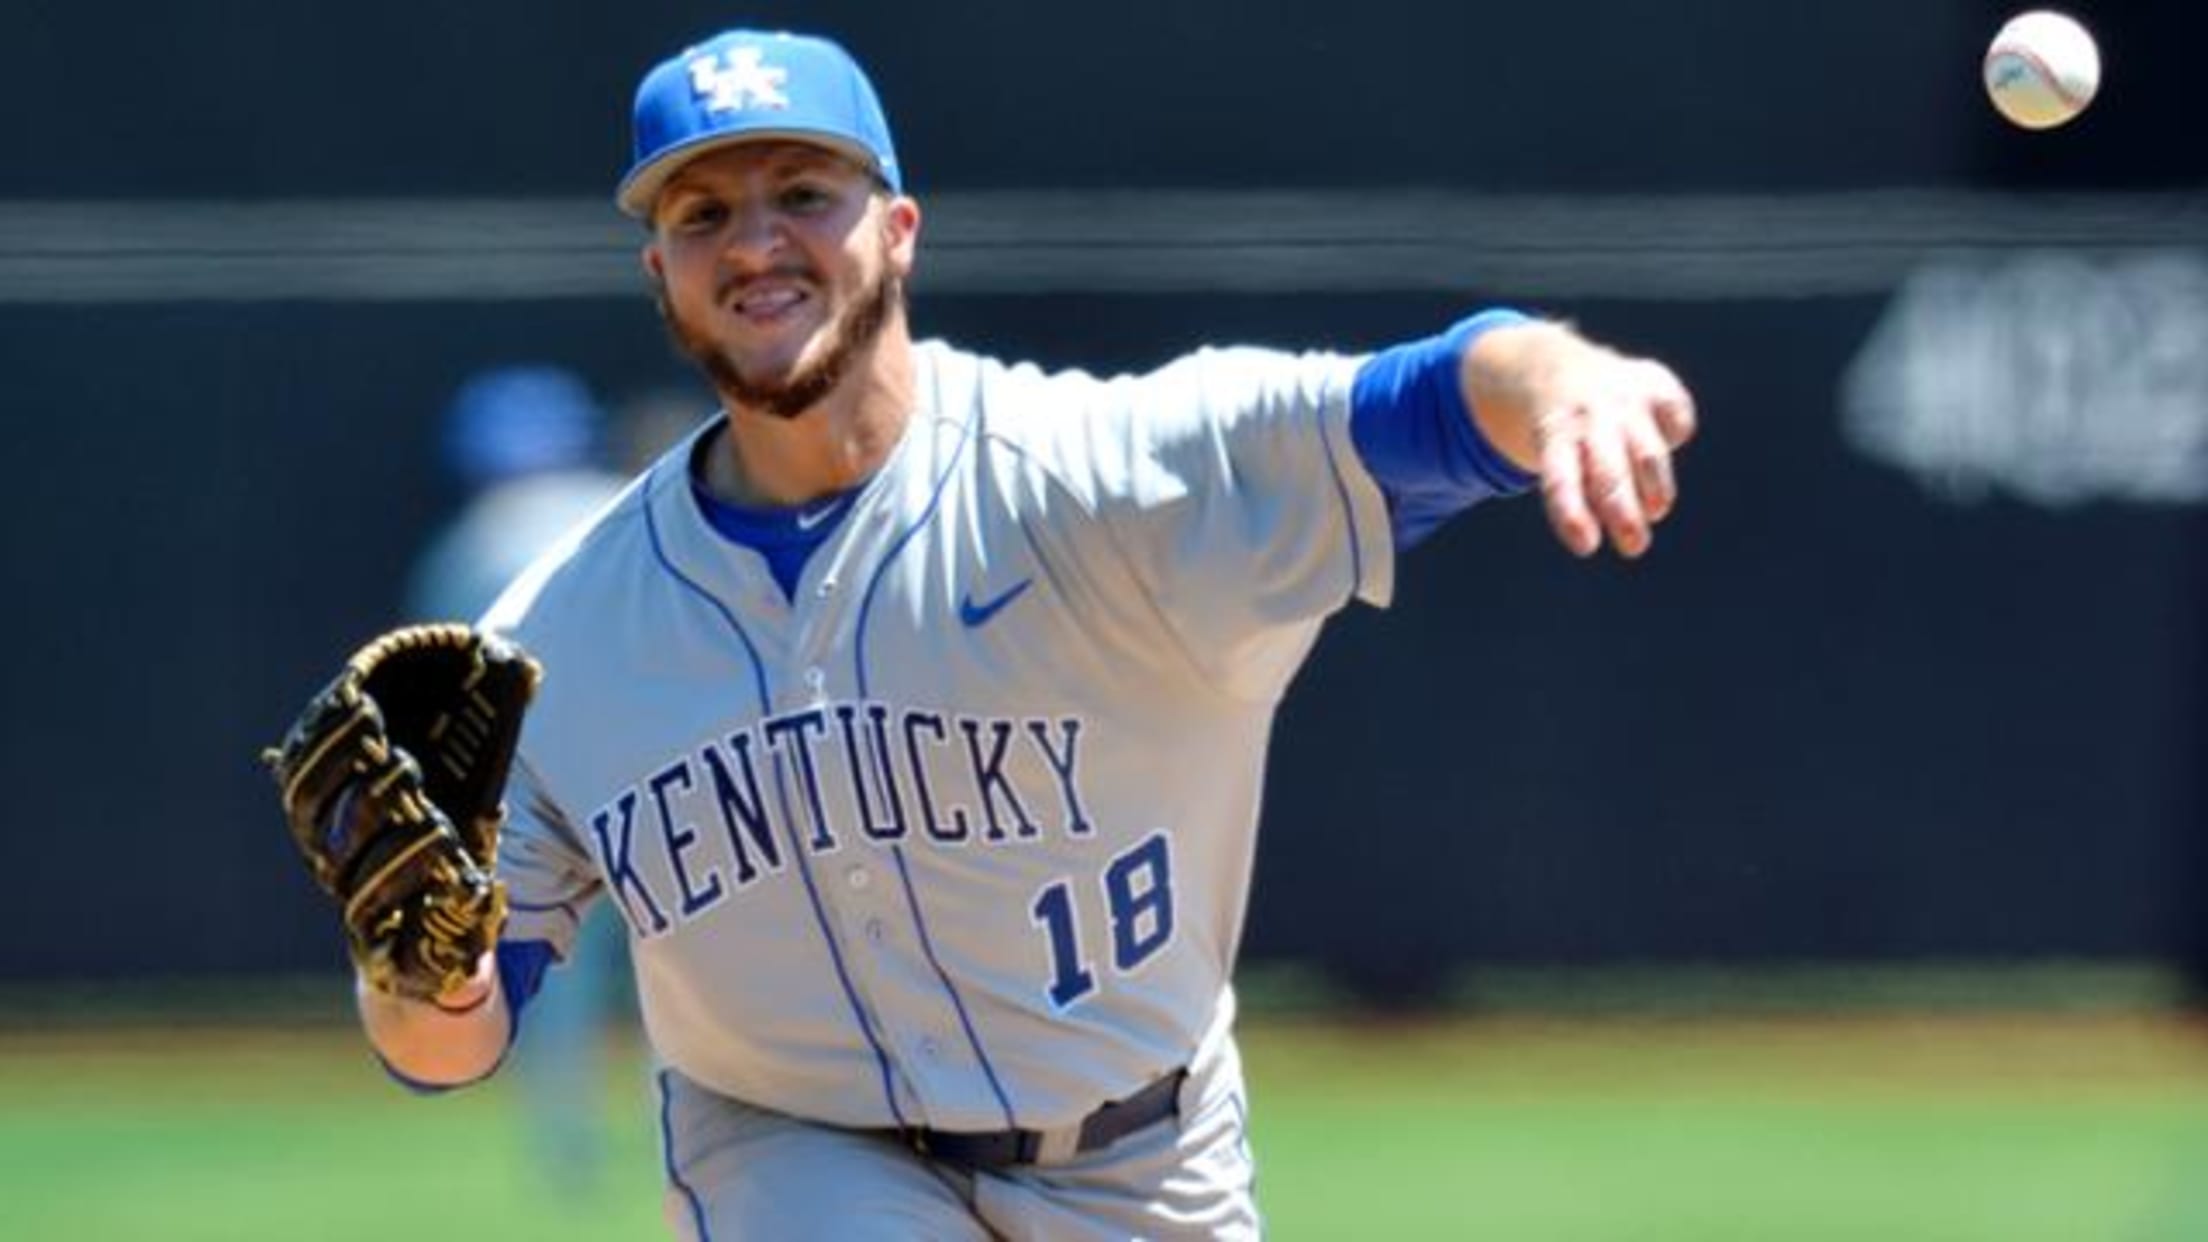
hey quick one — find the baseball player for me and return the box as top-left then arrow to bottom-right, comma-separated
326,26 -> 1695,1240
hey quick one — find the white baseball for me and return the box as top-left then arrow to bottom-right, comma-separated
1984,10 -> 2101,130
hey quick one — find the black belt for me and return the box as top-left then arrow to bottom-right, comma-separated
890,1069 -> 1186,1169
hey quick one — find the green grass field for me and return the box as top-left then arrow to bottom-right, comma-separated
5,1013 -> 2208,1241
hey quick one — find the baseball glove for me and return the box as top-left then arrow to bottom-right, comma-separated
264,624 -> 541,1001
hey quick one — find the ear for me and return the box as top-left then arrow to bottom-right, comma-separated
640,241 -> 665,284
882,196 -> 922,277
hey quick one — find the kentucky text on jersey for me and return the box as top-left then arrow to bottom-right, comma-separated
589,702 -> 1093,936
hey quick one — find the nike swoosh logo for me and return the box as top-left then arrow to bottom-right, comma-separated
958,578 -> 1033,628
794,503 -> 840,531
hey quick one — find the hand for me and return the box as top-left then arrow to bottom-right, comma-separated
1466,322 -> 1698,559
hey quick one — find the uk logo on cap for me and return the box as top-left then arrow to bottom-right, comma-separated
689,47 -> 789,114
617,29 -> 902,217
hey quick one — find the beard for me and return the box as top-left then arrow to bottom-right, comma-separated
657,264 -> 904,421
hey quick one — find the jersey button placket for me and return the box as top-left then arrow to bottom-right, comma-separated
828,858 -> 964,1105
841,869 -> 886,950
826,861 -> 922,1093
849,865 -> 888,955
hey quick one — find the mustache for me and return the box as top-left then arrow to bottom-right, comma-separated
716,266 -> 819,304
651,263 -> 906,421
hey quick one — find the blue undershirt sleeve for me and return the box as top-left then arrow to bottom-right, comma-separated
1349,308 -> 1540,550
496,937 -> 559,1024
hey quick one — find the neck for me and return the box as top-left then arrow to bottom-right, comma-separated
702,328 -> 917,510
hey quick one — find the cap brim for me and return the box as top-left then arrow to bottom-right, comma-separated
615,129 -> 887,218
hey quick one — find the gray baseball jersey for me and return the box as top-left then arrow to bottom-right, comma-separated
484,337 -> 1393,1134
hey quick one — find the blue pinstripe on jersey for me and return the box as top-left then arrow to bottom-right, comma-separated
657,1070 -> 712,1240
644,467 -> 913,1128
850,413 -> 1023,1129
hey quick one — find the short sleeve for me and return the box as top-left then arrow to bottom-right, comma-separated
495,752 -> 603,962
1049,346 -> 1393,701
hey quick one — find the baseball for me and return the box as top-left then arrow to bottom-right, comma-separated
1983,10 -> 2101,129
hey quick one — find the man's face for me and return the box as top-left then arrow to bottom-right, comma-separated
643,142 -> 919,418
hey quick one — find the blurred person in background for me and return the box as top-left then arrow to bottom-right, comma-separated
405,363 -> 636,1194
408,365 -> 632,623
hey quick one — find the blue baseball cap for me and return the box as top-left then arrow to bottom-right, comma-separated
617,29 -> 901,218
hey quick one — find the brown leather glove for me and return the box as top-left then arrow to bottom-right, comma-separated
263,624 -> 540,1000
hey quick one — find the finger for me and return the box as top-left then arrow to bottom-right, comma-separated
1622,413 -> 1678,523
1538,416 -> 1599,558
1581,421 -> 1650,558
1638,360 -> 1698,448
